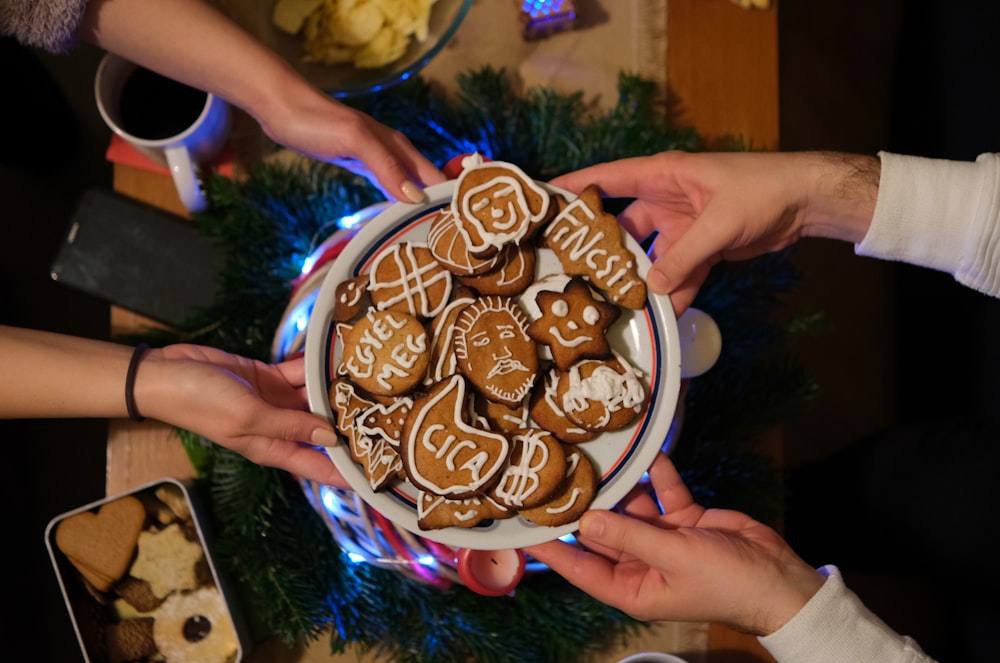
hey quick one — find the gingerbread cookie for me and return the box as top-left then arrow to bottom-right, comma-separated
425,288 -> 476,384
526,276 -> 620,370
338,308 -> 429,396
427,208 -> 501,276
457,240 -> 536,295
490,428 -> 567,510
520,446 -> 598,526
528,368 -> 596,444
416,491 -> 511,530
453,296 -> 538,408
543,185 -> 647,309
452,157 -> 552,257
368,242 -> 452,318
473,392 -> 529,433
560,353 -> 647,432
333,275 -> 369,322
54,495 -> 147,593
401,375 -> 511,498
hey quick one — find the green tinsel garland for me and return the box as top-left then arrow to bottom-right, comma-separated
135,69 -> 819,663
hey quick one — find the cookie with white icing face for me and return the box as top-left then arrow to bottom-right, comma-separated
333,275 -> 369,322
489,428 -> 567,510
559,353 -> 647,432
416,490 -> 512,530
520,446 -> 598,527
453,296 -> 539,409
452,159 -> 552,257
543,185 -> 647,310
338,308 -> 429,396
401,374 -> 512,499
368,242 -> 452,319
526,276 -> 621,371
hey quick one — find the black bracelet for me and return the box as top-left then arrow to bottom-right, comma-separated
125,343 -> 149,423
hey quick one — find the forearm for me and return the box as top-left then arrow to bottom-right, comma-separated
797,151 -> 881,244
77,0 -> 314,129
0,325 -> 133,419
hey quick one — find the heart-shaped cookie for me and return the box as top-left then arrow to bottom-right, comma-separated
55,495 -> 147,592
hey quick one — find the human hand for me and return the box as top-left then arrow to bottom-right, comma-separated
134,344 -> 348,487
550,151 -> 879,315
524,452 -> 824,635
254,83 -> 446,203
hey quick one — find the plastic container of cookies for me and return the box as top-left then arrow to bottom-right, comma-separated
45,478 -> 250,663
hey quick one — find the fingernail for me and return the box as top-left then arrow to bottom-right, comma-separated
401,180 -> 426,204
311,428 -> 339,447
580,512 -> 605,538
647,268 -> 670,294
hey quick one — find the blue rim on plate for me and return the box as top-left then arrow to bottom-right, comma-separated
304,180 -> 681,550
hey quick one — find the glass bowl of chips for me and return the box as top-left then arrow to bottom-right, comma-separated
216,0 -> 474,97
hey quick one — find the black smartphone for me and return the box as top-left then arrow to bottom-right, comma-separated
50,188 -> 221,327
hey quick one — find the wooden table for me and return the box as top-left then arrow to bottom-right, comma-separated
107,1 -> 778,661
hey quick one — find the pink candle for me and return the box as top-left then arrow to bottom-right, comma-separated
456,548 -> 526,597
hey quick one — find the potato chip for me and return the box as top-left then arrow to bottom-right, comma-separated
354,24 -> 409,68
280,0 -> 439,69
273,0 -> 325,34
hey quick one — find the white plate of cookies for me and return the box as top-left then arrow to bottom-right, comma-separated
304,155 -> 682,550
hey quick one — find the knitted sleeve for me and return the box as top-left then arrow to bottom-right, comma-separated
759,565 -> 937,663
0,0 -> 91,53
856,151 -> 1000,298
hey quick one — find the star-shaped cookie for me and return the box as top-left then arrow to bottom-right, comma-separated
526,277 -> 620,370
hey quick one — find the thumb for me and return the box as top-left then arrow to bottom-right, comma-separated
579,510 -> 676,565
263,407 -> 339,448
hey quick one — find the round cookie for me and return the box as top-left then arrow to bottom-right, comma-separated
152,587 -> 238,663
473,391 -> 529,433
453,296 -> 538,408
338,308 -> 429,397
528,368 -> 596,444
427,208 -> 501,276
490,428 -> 567,510
520,446 -> 598,527
457,240 -> 536,295
559,353 -> 647,432
368,242 -> 452,318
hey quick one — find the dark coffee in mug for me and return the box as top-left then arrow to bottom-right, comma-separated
119,67 -> 207,140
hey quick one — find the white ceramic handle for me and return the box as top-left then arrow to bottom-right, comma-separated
165,145 -> 207,213
677,307 -> 722,379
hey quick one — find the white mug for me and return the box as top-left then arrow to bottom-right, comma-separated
95,53 -> 231,213
616,654 -> 688,663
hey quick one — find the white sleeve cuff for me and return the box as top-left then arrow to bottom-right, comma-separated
758,565 -> 933,663
856,151 -> 1000,298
